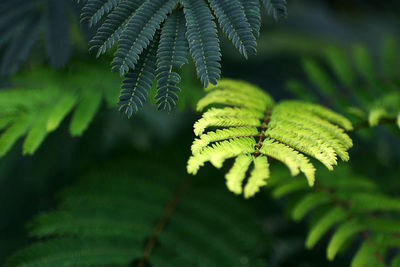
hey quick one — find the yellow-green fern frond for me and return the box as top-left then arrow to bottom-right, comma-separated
188,79 -> 353,198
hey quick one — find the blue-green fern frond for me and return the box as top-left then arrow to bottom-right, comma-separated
208,0 -> 257,58
112,0 -> 178,76
262,0 -> 288,21
119,34 -> 159,117
80,0 -> 122,27
187,79 -> 353,198
155,9 -> 189,112
183,0 -> 221,87
240,0 -> 261,37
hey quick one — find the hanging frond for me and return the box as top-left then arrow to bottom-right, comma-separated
262,0 -> 288,21
270,166 -> 400,267
0,0 -> 78,75
5,159 -> 269,267
187,79 -> 353,198
80,0 -> 287,116
288,36 -> 400,130
0,61 -> 121,158
155,9 -> 189,112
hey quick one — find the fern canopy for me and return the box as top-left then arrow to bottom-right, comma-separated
0,61 -> 121,158
80,0 -> 288,115
5,159 -> 268,267
270,166 -> 400,267
187,79 -> 353,198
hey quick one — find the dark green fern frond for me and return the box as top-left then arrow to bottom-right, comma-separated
288,36 -> 400,130
81,0 -> 287,116
119,34 -> 159,117
112,0 -> 178,76
0,0 -> 79,75
80,0 -> 122,27
187,79 -> 353,198
5,160 -> 269,267
262,0 -> 288,21
155,10 -> 189,112
208,0 -> 257,59
89,0 -> 145,57
0,61 -> 120,158
270,166 -> 400,267
183,0 -> 221,87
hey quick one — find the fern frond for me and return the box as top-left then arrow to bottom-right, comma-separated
0,61 -> 121,158
183,0 -> 221,87
5,159 -> 269,266
119,35 -> 159,117
155,9 -> 189,112
290,36 -> 400,131
208,0 -> 257,58
271,166 -> 400,266
89,0 -> 145,56
112,0 -> 177,76
188,79 -> 352,198
240,0 -> 261,37
81,0 -> 121,27
262,0 -> 288,21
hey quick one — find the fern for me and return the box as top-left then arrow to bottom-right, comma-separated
187,79 -> 353,198
5,159 -> 269,267
0,61 -> 121,158
80,0 -> 288,115
287,36 -> 400,130
0,0 -> 79,75
270,166 -> 400,267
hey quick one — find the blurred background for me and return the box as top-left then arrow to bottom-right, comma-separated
0,0 -> 399,266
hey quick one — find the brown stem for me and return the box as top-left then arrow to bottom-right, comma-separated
138,182 -> 191,267
254,108 -> 272,156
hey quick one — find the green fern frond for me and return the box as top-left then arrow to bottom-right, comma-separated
5,160 -> 269,267
81,0 -> 287,115
271,166 -> 400,267
290,36 -> 400,130
187,79 -> 353,198
0,61 -> 121,158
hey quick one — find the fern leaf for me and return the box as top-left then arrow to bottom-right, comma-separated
112,0 -> 177,76
70,89 -> 103,136
46,92 -> 78,132
22,106 -> 54,155
183,0 -> 221,87
188,79 -> 352,197
225,154 -> 253,194
155,9 -> 189,112
327,220 -> 362,260
239,0 -> 261,37
118,35 -> 159,118
262,0 -> 288,21
0,113 -> 36,157
81,0 -> 121,27
208,0 -> 257,58
244,155 -> 269,198
89,0 -> 145,57
305,208 -> 346,249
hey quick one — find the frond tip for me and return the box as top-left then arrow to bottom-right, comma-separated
187,79 -> 353,198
